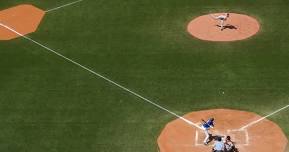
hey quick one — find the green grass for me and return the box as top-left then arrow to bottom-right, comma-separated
0,0 -> 288,151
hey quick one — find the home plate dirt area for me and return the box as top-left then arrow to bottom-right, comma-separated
158,109 -> 288,152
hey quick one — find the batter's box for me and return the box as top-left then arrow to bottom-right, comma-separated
228,129 -> 249,146
194,129 -> 249,146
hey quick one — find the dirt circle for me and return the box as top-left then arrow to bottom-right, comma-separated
158,109 -> 288,152
187,13 -> 260,41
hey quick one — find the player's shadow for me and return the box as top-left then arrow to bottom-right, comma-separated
207,134 -> 224,144
216,24 -> 238,30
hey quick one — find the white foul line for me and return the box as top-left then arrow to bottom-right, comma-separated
239,104 -> 289,130
45,0 -> 83,13
0,23 -> 202,130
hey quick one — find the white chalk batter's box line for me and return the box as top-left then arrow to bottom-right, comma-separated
194,129 -> 250,146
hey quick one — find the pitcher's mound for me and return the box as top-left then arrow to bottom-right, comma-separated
187,13 -> 260,41
158,109 -> 288,152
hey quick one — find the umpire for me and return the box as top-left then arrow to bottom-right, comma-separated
212,137 -> 224,152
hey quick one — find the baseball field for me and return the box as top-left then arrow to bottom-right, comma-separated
0,0 -> 288,151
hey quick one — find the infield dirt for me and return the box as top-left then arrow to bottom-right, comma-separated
0,4 -> 45,40
158,109 -> 288,152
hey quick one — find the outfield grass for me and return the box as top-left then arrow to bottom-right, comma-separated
0,0 -> 288,151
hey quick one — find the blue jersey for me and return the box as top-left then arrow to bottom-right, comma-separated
203,119 -> 214,129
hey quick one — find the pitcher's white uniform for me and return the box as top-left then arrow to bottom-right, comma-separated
210,13 -> 230,30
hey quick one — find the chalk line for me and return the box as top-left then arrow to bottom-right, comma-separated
244,129 -> 249,146
194,130 -> 199,146
0,23 -> 202,130
45,0 -> 83,13
239,104 -> 289,130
